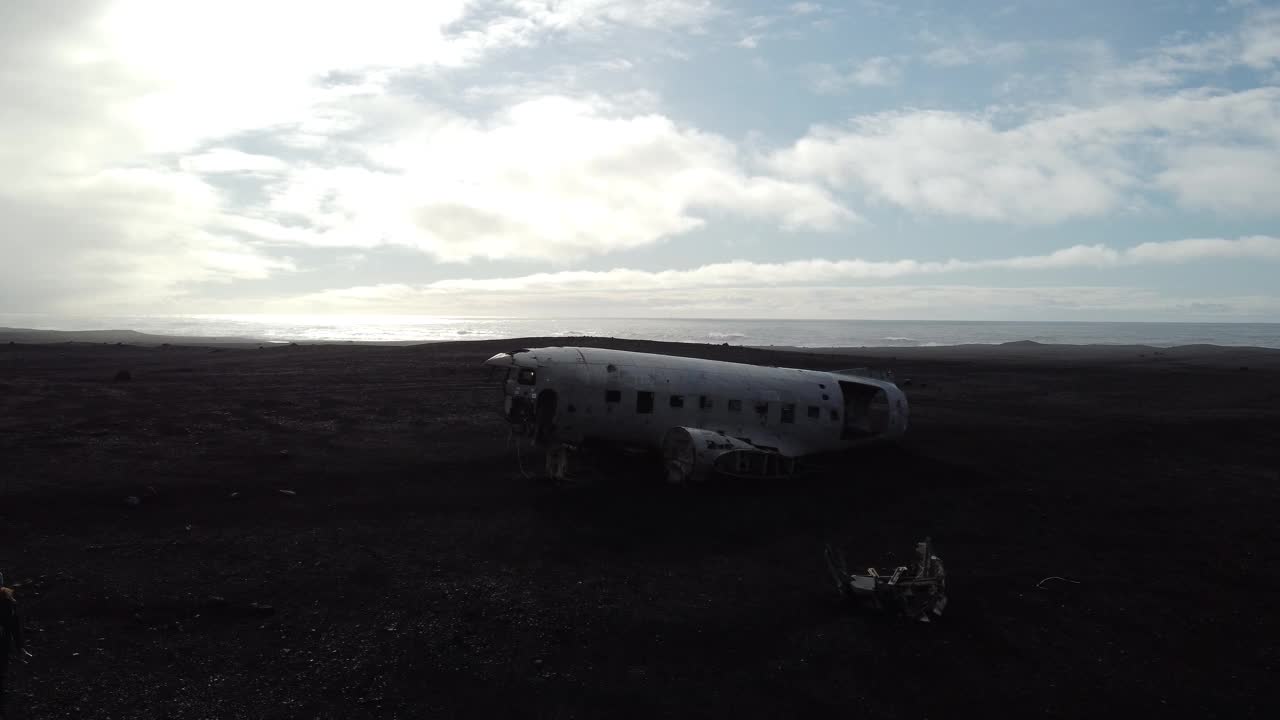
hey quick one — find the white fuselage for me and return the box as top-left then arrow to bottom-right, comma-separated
487,346 -> 908,458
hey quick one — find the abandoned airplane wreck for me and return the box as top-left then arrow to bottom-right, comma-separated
485,346 -> 909,483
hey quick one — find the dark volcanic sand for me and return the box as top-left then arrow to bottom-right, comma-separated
1,337 -> 1277,718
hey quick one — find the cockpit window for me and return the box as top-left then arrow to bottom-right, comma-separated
517,368 -> 536,385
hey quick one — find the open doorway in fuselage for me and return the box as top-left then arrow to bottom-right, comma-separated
837,381 -> 890,440
535,389 -> 558,443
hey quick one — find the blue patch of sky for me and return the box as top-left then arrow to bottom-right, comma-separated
649,0 -> 1260,143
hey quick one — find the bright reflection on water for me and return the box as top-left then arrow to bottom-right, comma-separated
3,314 -> 1280,348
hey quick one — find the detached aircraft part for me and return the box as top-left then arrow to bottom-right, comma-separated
825,537 -> 948,622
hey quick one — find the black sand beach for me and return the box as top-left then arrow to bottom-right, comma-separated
1,334 -> 1277,718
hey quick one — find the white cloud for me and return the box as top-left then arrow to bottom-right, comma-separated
228,95 -> 854,262
771,88 -> 1280,221
3,0 -> 1278,319
0,1 -> 476,311
920,6 -> 1278,107
1076,5 -> 1280,96
91,1 -> 485,155
1125,235 -> 1280,262
0,166 -> 294,311
1157,145 -> 1280,214
771,110 -> 1127,222
497,0 -> 721,34
75,1 -> 720,156
180,149 -> 289,175
848,57 -> 901,86
1239,8 -> 1280,67
0,0 -> 724,179
251,281 -> 1280,321
234,236 -> 1280,319
919,27 -> 1026,68
0,0 -> 747,310
1240,7 -> 1280,68
410,235 -> 1280,292
809,57 -> 902,93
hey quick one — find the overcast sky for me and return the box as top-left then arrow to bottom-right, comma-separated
3,0 -> 1279,320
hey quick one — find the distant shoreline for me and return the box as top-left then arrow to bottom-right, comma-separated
5,326 -> 1280,360
0,326 -> 267,346
5,316 -> 1280,350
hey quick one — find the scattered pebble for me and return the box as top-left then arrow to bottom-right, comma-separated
249,602 -> 275,615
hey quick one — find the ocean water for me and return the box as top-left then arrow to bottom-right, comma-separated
4,314 -> 1280,348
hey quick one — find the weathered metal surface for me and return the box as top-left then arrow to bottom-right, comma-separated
486,346 -> 909,480
660,427 -> 795,484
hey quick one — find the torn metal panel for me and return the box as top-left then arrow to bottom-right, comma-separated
661,427 -> 796,484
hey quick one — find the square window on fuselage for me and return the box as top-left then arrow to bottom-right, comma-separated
637,391 -> 654,414
727,399 -> 742,412
781,404 -> 795,423
699,395 -> 712,410
605,389 -> 621,403
808,405 -> 820,419
670,395 -> 684,409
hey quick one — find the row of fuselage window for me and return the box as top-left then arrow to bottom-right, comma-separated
599,389 -> 840,423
